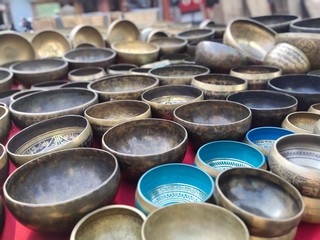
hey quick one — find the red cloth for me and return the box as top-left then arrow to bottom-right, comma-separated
1,124 -> 320,239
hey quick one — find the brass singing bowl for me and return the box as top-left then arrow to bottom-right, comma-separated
31,30 -> 71,58
251,15 -> 299,33
107,63 -> 137,75
290,17 -> 320,33
31,80 -> 68,90
199,20 -> 226,39
68,67 -> 106,82
84,100 -> 151,138
10,89 -> 43,104
3,148 -> 120,233
69,25 -> 105,48
314,120 -> 320,134
214,168 -> 304,238
149,37 -> 187,56
269,133 -> 320,198
302,195 -> 320,223
308,103 -> 320,115
224,18 -> 276,63
0,89 -> 20,106
71,205 -> 146,240
0,31 -> 35,66
10,58 -> 69,88
281,111 -> 320,133
0,105 -> 11,144
107,19 -> 140,46
0,68 -> 13,92
140,28 -> 169,42
142,203 -> 250,240
177,28 -> 215,44
230,65 -> 282,90
129,67 -> 151,76
0,144 -> 9,190
191,74 -> 248,99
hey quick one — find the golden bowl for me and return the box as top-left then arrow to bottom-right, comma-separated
0,105 -> 11,144
308,103 -> 320,115
177,28 -> 215,44
140,28 -> 169,42
107,63 -> 137,75
150,37 -> 187,56
69,25 -> 105,48
302,195 -> 320,223
68,67 -> 106,82
107,19 -> 140,46
129,67 -> 151,76
281,111 -> 320,133
0,144 -> 8,190
0,68 -> 13,92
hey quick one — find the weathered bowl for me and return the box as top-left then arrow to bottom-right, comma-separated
199,20 -> 226,39
0,105 -> 11,144
69,25 -> 105,48
129,67 -> 151,76
4,148 -> 120,233
314,120 -> 320,134
70,205 -> 146,240
281,112 -> 320,133
290,17 -> 320,33
173,100 -> 252,149
10,88 -> 98,128
0,89 -> 20,106
102,118 -> 188,180
106,19 -> 140,46
61,81 -> 90,89
150,37 -> 187,56
308,103 -> 320,115
0,68 -> 13,92
214,168 -> 304,238
31,80 -> 68,90
107,63 -> 137,75
6,115 -> 92,166
177,28 -> 215,44
0,144 -> 9,190
251,15 -> 299,33
10,89 -> 43,104
191,74 -> 247,99
227,90 -> 298,127
141,85 -> 203,120
68,67 -> 106,82
142,203 -> 250,240
302,195 -> 320,223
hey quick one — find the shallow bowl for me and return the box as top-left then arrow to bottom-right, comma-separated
69,25 -> 105,48
0,105 -> 10,144
150,37 -> 187,56
107,63 -> 137,75
106,19 -> 140,46
251,15 -> 299,33
0,68 -> 13,92
177,28 -> 215,44
68,67 -> 106,82
281,111 -> 320,133
0,144 -> 8,190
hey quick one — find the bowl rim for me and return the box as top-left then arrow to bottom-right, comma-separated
290,17 -> 320,31
68,66 -> 106,81
31,80 -> 69,88
149,37 -> 188,49
282,111 -> 320,133
177,28 -> 215,40
309,103 -> 320,113
0,67 -> 13,83
10,89 -> 43,103
111,40 -> 160,55
106,19 -> 140,45
63,47 -> 116,64
230,65 -> 282,80
69,24 -> 105,48
251,14 -> 299,26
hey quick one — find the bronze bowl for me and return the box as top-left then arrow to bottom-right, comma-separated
84,100 -> 151,139
69,25 -> 105,48
0,105 -> 11,144
107,63 -> 137,75
227,90 -> 298,127
177,28 -> 215,44
0,68 -> 13,92
141,85 -> 204,120
88,74 -> 159,102
214,168 -> 304,238
68,67 -> 106,82
129,67 -> 151,76
149,37 -> 187,56
6,115 -> 92,166
140,28 -> 169,42
251,15 -> 299,33
290,17 -> 320,33
199,20 -> 226,39
173,100 -> 252,150
309,103 -> 320,114
0,144 -> 9,190
10,89 -> 43,104
102,118 -> 188,180
9,88 -> 98,128
0,89 -> 20,107
281,112 -> 320,133
31,80 -> 68,90
106,19 -> 140,46
3,148 -> 120,233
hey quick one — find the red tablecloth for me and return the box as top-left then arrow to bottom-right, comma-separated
1,123 -> 320,240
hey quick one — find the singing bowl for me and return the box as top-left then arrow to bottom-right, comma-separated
6,115 -> 92,166
269,133 -> 320,198
191,74 -> 247,99
61,81 -> 89,89
10,58 -> 68,88
251,15 -> 299,33
199,20 -> 226,39
10,88 -> 98,128
70,205 -> 146,240
0,144 -> 9,190
106,19 -> 140,45
267,74 -> 320,110
281,112 -> 320,133
107,63 -> 137,75
150,37 -> 187,56
214,168 -> 304,238
314,120 -> 320,134
63,47 -> 116,69
111,40 -> 159,66
308,103 -> 320,115
84,100 -> 151,138
0,90 -> 20,106
0,105 -> 10,144
160,53 -> 189,64
140,28 -> 169,42
69,25 -> 105,48
31,80 -> 68,90
135,163 -> 214,215
302,195 -> 320,223
88,74 -> 159,102
0,68 -> 13,92
223,18 -> 276,63
10,89 -> 43,104
3,148 -> 120,233
102,118 -> 188,180
68,67 -> 106,82
149,64 -> 209,85
173,100 -> 252,150
290,17 -> 320,33
177,28 -> 215,44
141,85 -> 204,120
142,203 -> 250,240
230,65 -> 282,90
263,43 -> 311,74
227,90 -> 298,127
129,68 -> 151,76
31,30 -> 71,58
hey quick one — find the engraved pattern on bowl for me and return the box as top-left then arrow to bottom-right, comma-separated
207,158 -> 254,171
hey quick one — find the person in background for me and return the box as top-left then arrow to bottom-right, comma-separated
60,0 -> 75,15
21,17 -> 33,32
204,0 -> 219,19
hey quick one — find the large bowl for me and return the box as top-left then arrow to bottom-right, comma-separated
214,168 -> 304,238
281,112 -> 320,133
173,100 -> 252,149
0,105 -> 10,144
69,25 -> 105,48
149,37 -> 187,56
251,15 -> 299,33
88,74 -> 159,102
141,85 -> 204,120
0,144 -> 8,190
10,88 -> 98,128
177,28 -> 215,44
102,118 -> 188,180
308,103 -> 320,115
106,19 -> 140,46
6,115 -> 92,166
4,148 -> 120,233
68,67 -> 106,82
290,17 -> 320,33
10,59 -> 69,88
0,68 -> 13,92
227,90 -> 298,127
142,203 -> 250,240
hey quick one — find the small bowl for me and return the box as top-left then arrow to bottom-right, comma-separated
195,141 -> 266,178
136,163 -> 214,215
69,25 -> 105,48
302,195 -> 320,223
106,19 -> 140,45
129,67 -> 151,76
71,205 -> 146,240
281,112 -> 320,133
308,103 -> 320,115
68,67 -> 106,82
61,81 -> 90,89
10,89 -> 43,104
142,203 -> 250,240
4,148 -> 120,233
102,118 -> 188,180
0,105 -> 10,144
149,37 -> 187,56
227,90 -> 298,127
191,74 -> 248,99
149,64 -> 209,85
85,100 -> 151,138
314,120 -> 320,134
214,168 -> 304,238
251,15 -> 299,33
6,115 -> 92,166
0,68 -> 13,92
107,63 -> 137,75
31,80 -> 68,90
0,144 -> 9,190
290,17 -> 320,33
177,28 -> 215,44
0,89 -> 20,106
141,85 -> 204,120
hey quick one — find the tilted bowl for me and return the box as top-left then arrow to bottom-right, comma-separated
0,144 -> 9,190
150,37 -> 187,56
106,19 -> 140,46
68,67 -> 106,82
251,15 -> 299,33
0,105 -> 11,144
282,112 -> 320,133
0,68 -> 13,92
69,25 -> 105,48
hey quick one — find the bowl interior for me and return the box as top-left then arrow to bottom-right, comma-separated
0,70 -> 11,81
70,67 -> 103,77
150,65 -> 208,78
287,112 -> 320,132
113,41 -> 158,54
194,74 -> 246,86
293,18 -> 320,28
65,48 -> 114,62
269,75 -> 320,93
12,59 -> 65,72
252,15 -> 297,25
108,21 -> 139,44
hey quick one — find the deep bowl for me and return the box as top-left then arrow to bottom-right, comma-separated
0,105 -> 11,144
31,80 -> 68,90
214,168 -> 304,238
281,111 -> 320,133
6,115 -> 92,166
150,37 -> 187,56
68,67 -> 106,82
4,148 -> 120,233
107,63 -> 137,75
177,28 -> 215,44
0,68 -> 13,92
102,118 -> 188,180
0,144 -> 9,190
106,19 -> 140,45
308,103 -> 320,115
69,25 -> 105,48
251,15 -> 299,33
290,17 -> 320,33
136,163 -> 214,215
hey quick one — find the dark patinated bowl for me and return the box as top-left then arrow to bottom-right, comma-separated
150,37 -> 187,56
267,74 -> 320,110
102,118 -> 188,180
88,74 -> 159,102
10,59 -> 68,88
0,105 -> 11,144
0,89 -> 20,106
0,68 -> 13,92
31,80 -> 68,90
173,100 -> 252,149
290,17 -> 320,33
0,144 -> 9,190
107,63 -> 137,75
309,103 -> 320,115
69,25 -> 105,48
227,90 -> 298,127
61,81 -> 90,89
6,115 -> 92,166
10,89 -> 43,104
282,112 -> 320,133
3,148 -> 120,233
141,85 -> 204,120
251,15 -> 299,33
177,28 -> 215,44
68,67 -> 106,82
9,88 -> 98,128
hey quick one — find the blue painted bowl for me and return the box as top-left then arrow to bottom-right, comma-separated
195,140 -> 266,178
135,163 -> 214,215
